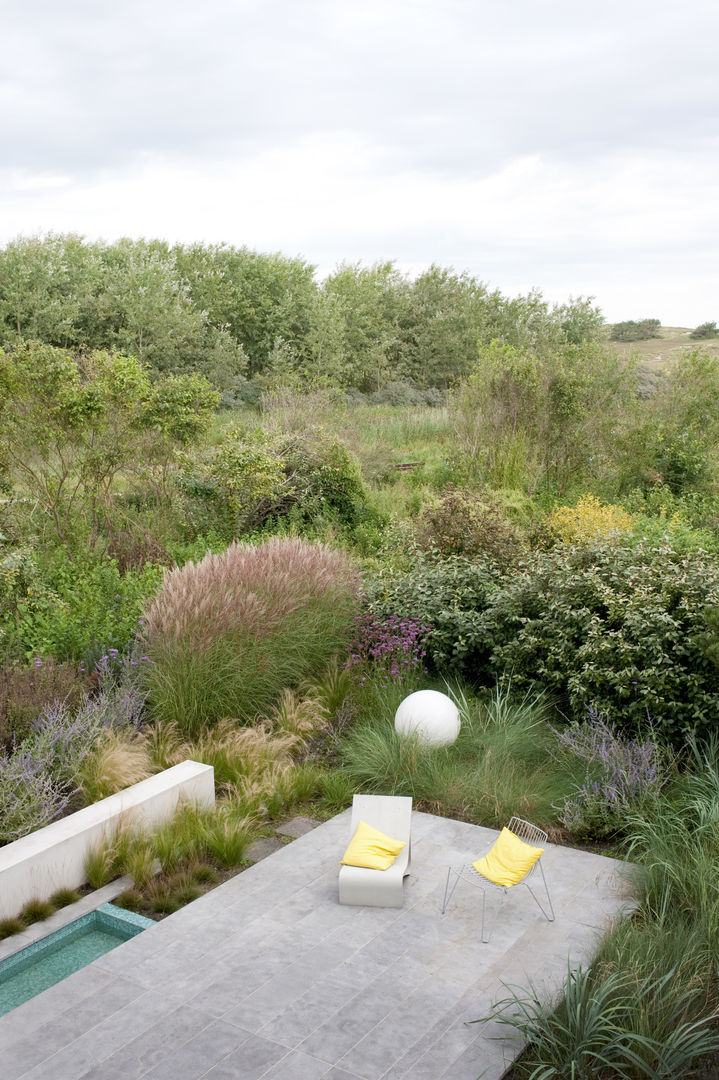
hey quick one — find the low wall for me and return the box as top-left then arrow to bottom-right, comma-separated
0,760 -> 214,920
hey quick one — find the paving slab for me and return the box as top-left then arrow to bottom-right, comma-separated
246,836 -> 285,862
0,811 -> 635,1080
276,816 -> 321,839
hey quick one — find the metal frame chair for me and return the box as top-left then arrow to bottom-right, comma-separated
441,816 -> 555,942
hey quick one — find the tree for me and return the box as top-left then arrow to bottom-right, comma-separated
0,343 -> 218,545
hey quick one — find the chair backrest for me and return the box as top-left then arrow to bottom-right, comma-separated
507,817 -> 548,847
350,794 -> 412,845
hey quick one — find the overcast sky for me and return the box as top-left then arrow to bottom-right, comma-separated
1,0 -> 717,325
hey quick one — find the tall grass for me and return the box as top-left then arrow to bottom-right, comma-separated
338,680 -> 570,828
142,537 -> 360,734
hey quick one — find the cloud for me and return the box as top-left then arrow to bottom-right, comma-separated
1,0 -> 717,323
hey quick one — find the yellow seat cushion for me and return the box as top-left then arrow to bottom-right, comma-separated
341,820 -> 407,871
472,827 -> 543,887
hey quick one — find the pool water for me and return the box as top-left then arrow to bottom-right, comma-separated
0,903 -> 154,1016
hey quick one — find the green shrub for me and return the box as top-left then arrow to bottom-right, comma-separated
484,540 -> 719,741
689,321 -> 718,340
415,486 -> 525,565
365,555 -> 503,680
3,549 -> 162,664
142,537 -> 360,734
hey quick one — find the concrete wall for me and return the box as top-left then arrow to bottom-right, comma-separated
0,760 -> 214,920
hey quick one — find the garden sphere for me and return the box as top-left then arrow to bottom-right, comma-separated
394,690 -> 460,747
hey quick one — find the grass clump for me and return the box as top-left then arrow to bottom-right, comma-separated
142,537 -> 361,735
338,680 -> 570,828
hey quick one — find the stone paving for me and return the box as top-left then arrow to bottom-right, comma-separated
0,811 -> 634,1080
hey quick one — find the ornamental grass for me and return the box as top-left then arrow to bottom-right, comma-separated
141,537 -> 360,735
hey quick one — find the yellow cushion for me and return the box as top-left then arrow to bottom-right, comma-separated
472,827 -> 543,887
341,820 -> 407,871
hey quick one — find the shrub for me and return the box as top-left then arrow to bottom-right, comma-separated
610,318 -> 662,341
182,427 -> 370,539
142,537 -> 361,733
415,486 -> 525,564
5,550 -> 162,665
346,615 -> 430,688
552,709 -> 672,838
365,555 -> 503,680
0,656 -> 90,750
689,321 -> 718,340
546,494 -> 633,544
484,539 -> 719,741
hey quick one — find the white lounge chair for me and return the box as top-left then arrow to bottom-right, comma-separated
338,794 -> 412,908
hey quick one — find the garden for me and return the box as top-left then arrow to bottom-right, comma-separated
2,235 -> 719,1077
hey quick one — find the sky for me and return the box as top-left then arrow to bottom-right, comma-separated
1,0 -> 717,326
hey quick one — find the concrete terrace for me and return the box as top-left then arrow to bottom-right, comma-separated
0,811 -> 634,1080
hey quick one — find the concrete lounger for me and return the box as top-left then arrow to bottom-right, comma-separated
338,794 -> 412,908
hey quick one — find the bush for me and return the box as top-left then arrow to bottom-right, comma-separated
415,486 -> 525,564
0,656 -> 90,750
689,321 -> 718,340
3,550 -> 162,664
142,537 -> 361,734
345,615 -> 430,688
610,318 -> 662,342
484,540 -> 719,741
546,494 -> 633,544
181,427 -> 370,538
365,555 -> 503,680
551,709 -> 672,838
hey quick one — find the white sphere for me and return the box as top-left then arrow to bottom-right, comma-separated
394,690 -> 460,747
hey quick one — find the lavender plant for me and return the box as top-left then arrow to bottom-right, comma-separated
345,615 -> 431,688
0,653 -> 150,844
553,708 -> 671,838
0,750 -> 72,843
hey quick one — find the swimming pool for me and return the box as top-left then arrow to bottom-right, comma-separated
0,903 -> 154,1016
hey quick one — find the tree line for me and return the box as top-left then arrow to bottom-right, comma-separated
0,234 -> 604,399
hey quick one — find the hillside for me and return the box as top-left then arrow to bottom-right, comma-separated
610,325 -> 719,372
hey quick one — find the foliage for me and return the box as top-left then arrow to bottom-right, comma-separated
365,554 -> 503,680
452,339 -> 633,492
551,709 -> 672,838
484,539 -> 719,741
2,549 -> 162,664
345,615 -> 430,688
142,537 -> 361,733
0,655 -> 148,842
478,963 -> 719,1080
616,349 -> 719,493
77,729 -> 154,803
0,341 -> 218,545
610,318 -> 662,342
0,656 -> 90,749
546,494 -> 633,544
689,321 -> 718,340
182,425 -> 370,539
416,485 -> 525,564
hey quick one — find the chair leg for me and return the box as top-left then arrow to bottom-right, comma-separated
442,867 -> 456,914
525,863 -> 555,923
481,887 -> 506,943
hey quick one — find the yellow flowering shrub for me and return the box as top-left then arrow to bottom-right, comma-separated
547,494 -> 633,544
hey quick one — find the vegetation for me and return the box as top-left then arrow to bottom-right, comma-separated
2,233 -> 719,1073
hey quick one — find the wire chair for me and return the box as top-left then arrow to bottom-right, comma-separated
441,816 -> 555,942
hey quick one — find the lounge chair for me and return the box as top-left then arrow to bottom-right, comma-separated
339,794 -> 412,908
